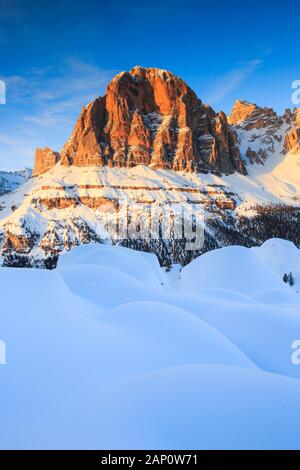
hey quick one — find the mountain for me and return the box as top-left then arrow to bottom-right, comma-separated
0,168 -> 31,196
229,100 -> 300,164
0,67 -> 300,269
33,66 -> 246,176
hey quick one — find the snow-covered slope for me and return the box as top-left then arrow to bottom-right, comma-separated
0,241 -> 300,449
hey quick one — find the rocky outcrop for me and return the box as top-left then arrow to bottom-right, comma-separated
2,232 -> 36,260
283,108 -> 300,153
284,127 -> 300,153
33,148 -> 60,176
209,110 -> 246,175
37,198 -> 78,210
33,67 -> 247,177
34,196 -> 119,211
229,100 -> 300,165
229,100 -> 283,131
228,100 -> 257,126
246,148 -> 267,165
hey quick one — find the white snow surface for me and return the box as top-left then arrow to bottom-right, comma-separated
0,239 -> 300,449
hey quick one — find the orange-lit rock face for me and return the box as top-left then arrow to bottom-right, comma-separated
34,196 -> 119,211
229,100 -> 283,132
3,232 -> 32,254
228,100 -> 257,126
284,127 -> 300,153
37,198 -> 78,210
295,108 -> 300,127
61,98 -> 106,167
33,67 -> 247,176
79,197 -> 119,211
33,147 -> 60,176
60,67 -> 247,175
283,108 -> 300,153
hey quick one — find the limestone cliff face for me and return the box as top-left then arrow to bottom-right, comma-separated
33,66 -> 247,177
284,127 -> 300,153
61,98 -> 107,167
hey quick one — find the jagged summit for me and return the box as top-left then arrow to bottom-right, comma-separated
227,99 -> 300,165
33,66 -> 246,177
228,100 -> 258,126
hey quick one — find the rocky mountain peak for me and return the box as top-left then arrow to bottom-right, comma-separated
229,100 -> 283,131
33,67 -> 247,177
228,100 -> 258,126
228,100 -> 300,165
30,69 -> 300,179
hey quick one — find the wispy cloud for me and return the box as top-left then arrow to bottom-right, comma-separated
0,132 -> 18,145
205,59 -> 263,105
4,58 -> 114,126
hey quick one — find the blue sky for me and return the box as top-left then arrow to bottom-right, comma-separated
0,0 -> 299,170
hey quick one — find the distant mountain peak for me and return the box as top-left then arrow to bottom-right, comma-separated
0,168 -> 31,196
228,100 -> 258,126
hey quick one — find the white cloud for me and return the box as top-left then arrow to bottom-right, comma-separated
4,58 -> 114,108
205,59 -> 262,105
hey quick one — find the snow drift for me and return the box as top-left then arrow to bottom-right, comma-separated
0,239 -> 299,449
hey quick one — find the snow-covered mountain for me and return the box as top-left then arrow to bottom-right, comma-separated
229,100 -> 300,165
0,168 -> 31,196
0,67 -> 299,268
